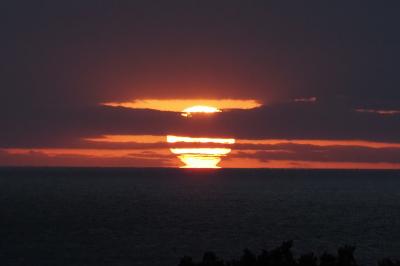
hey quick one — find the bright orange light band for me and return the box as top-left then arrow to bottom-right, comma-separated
102,99 -> 261,112
170,148 -> 231,155
167,135 -> 235,144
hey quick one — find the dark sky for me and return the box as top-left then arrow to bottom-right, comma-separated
1,1 -> 400,167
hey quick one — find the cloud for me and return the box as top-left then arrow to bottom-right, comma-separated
355,109 -> 400,115
294,97 -> 317,103
231,143 -> 400,164
167,102 -> 400,142
3,140 -> 400,167
1,101 -> 400,150
0,149 -> 174,167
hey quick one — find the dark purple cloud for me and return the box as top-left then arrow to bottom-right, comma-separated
1,100 -> 400,149
0,150 -> 173,167
231,143 -> 400,164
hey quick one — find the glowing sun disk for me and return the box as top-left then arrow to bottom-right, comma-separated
181,105 -> 221,117
164,103 -> 237,168
169,147 -> 233,168
178,155 -> 222,168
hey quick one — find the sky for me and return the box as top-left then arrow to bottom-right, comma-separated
1,1 -> 400,168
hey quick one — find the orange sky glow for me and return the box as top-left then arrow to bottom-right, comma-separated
3,134 -> 400,169
2,101 -> 400,169
102,99 -> 262,112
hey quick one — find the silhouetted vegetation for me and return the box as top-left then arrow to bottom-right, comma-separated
378,259 -> 400,266
178,241 -> 400,266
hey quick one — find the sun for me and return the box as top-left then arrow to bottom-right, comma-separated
167,136 -> 235,168
167,105 -> 235,168
166,104 -> 236,168
170,148 -> 232,168
181,105 -> 221,117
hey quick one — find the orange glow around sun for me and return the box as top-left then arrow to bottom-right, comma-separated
102,99 -> 261,112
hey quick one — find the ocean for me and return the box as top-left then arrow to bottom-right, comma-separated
0,168 -> 399,265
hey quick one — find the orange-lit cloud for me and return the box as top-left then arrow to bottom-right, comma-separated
102,99 -> 262,112
221,158 -> 400,169
236,139 -> 400,148
0,149 -> 176,167
6,148 -> 170,157
85,135 -> 165,143
86,135 -> 400,149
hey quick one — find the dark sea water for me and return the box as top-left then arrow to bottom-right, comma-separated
0,168 -> 399,266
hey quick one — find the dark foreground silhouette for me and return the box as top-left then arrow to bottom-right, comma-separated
178,241 -> 400,266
